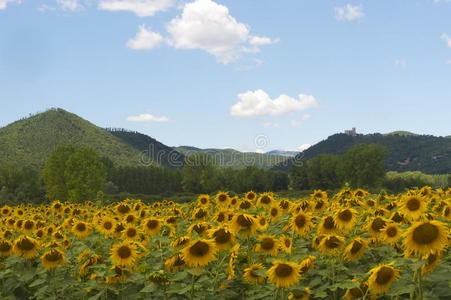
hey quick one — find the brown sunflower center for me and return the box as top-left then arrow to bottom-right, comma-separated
371,218 -> 386,232
189,241 -> 210,257
126,228 -> 137,237
427,253 -> 438,264
24,221 -> 34,230
147,220 -> 159,229
338,210 -> 352,222
367,200 -> 375,207
270,208 -> 278,217
117,205 -> 130,214
117,246 -> 132,259
126,215 -> 135,223
315,201 -> 324,210
75,223 -> 86,232
237,215 -> 252,228
240,201 -> 251,209
350,241 -> 362,254
218,194 -> 227,202
17,238 -> 35,251
260,196 -> 271,204
192,224 -> 206,234
0,241 -> 12,252
284,239 -> 291,248
325,236 -> 340,249
406,198 -> 420,211
261,238 -> 275,250
386,226 -> 398,237
115,224 -> 125,233
200,198 -> 207,204
375,267 -> 394,285
195,209 -> 207,219
275,264 -> 293,277
247,193 -> 256,200
213,229 -> 231,244
444,207 -> 450,216
412,223 -> 439,245
295,214 -> 306,228
324,216 -> 335,230
45,250 -> 62,262
259,218 -> 267,226
216,213 -> 225,222
280,201 -> 289,209
103,221 -> 113,230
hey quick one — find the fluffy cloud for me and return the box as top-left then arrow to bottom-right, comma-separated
248,36 -> 279,46
126,113 -> 169,122
395,59 -> 406,68
335,4 -> 365,21
230,89 -> 319,117
297,144 -> 311,151
302,114 -> 310,120
446,60 -> 451,64
290,120 -> 300,127
0,0 -> 21,10
98,0 -> 173,17
127,25 -> 164,49
57,0 -> 82,11
261,122 -> 279,128
441,33 -> 451,47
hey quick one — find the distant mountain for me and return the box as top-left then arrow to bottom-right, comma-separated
265,150 -> 299,157
174,146 -> 289,170
384,131 -> 419,136
273,133 -> 451,174
0,108 -> 182,169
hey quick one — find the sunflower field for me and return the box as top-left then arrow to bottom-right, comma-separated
0,187 -> 450,300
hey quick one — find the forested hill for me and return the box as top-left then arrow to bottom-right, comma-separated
0,108 -> 181,169
173,146 -> 289,170
273,133 -> 451,174
107,129 -> 185,168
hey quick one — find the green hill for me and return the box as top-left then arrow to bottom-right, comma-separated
273,133 -> 451,174
174,146 -> 289,170
383,131 -> 419,136
0,108 -> 181,169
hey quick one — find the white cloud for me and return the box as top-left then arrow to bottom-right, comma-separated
335,4 -> 365,21
255,149 -> 265,154
446,60 -> 451,64
126,113 -> 169,122
297,144 -> 311,151
261,122 -> 279,128
230,89 -> 319,117
98,0 -> 173,17
302,113 -> 310,120
0,0 -> 21,10
57,0 -> 82,11
126,25 -> 164,49
290,120 -> 300,127
248,36 -> 279,46
395,59 -> 406,68
163,0 -> 275,64
441,33 -> 451,47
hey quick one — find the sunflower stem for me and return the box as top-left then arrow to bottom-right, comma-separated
418,266 -> 424,300
330,257 -> 337,300
190,274 -> 196,300
212,253 -> 228,291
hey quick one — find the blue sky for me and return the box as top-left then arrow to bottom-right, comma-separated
0,0 -> 450,152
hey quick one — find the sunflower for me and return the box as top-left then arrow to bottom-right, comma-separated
256,214 -> 269,231
245,191 -> 257,202
367,262 -> 400,294
255,235 -> 280,256
389,211 -> 405,223
342,237 -> 368,262
115,203 -> 131,216
215,192 -> 230,207
72,221 -> 92,239
366,217 -> 388,239
288,288 -> 311,300
110,241 -> 138,267
0,240 -> 13,257
142,218 -> 162,235
188,222 -> 211,237
41,248 -> 66,270
268,205 -> 282,223
299,256 -> 316,275
343,280 -> 368,299
257,192 -> 274,207
97,217 -> 116,236
421,252 -> 441,275
208,226 -> 235,250
280,235 -> 293,254
311,198 -> 328,213
171,235 -> 190,249
239,200 -> 254,210
243,263 -> 266,284
1,205 -> 12,217
192,208 -> 209,221
113,222 -> 125,238
34,228 -> 46,240
279,199 -> 292,212
442,205 -> 451,221
123,213 -> 137,224
333,208 -> 357,230
403,220 -> 448,257
164,254 -> 185,272
122,224 -> 140,241
317,215 -> 338,235
13,235 -> 39,258
312,235 -> 325,250
230,213 -> 258,236
318,235 -> 345,255
382,223 -> 402,246
290,212 -> 314,236
227,244 -> 239,280
267,260 -> 302,288
399,194 -> 426,221
181,239 -> 217,267
197,194 -> 210,206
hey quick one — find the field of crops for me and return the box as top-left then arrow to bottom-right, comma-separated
0,188 -> 450,299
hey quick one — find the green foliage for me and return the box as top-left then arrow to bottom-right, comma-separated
174,146 -> 289,170
43,146 -> 107,202
382,171 -> 450,193
276,132 -> 451,174
289,144 -> 387,190
0,165 -> 43,205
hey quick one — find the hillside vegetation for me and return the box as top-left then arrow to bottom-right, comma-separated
275,133 -> 451,174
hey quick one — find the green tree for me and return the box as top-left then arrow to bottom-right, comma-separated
43,146 -> 107,202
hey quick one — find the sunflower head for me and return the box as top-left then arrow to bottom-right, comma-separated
243,263 -> 266,284
110,241 -> 138,267
181,239 -> 217,267
208,226 -> 235,250
399,194 -> 426,221
403,220 -> 448,257
267,260 -> 302,288
41,248 -> 66,270
197,194 -> 210,206
318,234 -> 345,255
255,235 -> 280,256
13,235 -> 39,258
245,191 -> 257,202
367,263 -> 400,294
